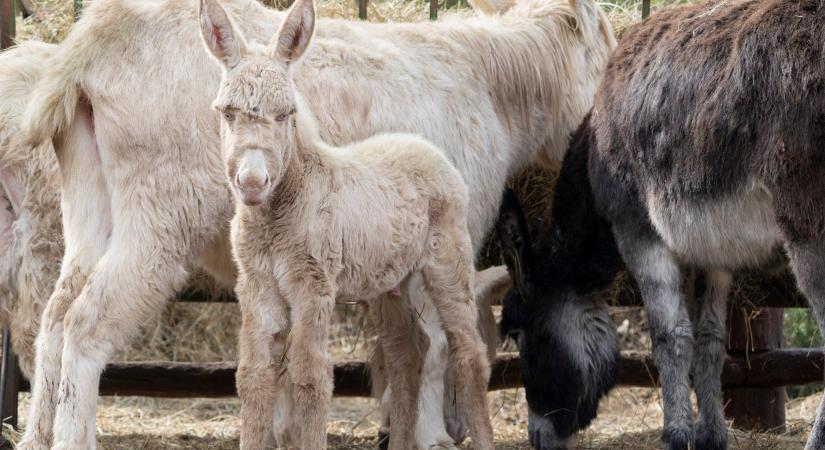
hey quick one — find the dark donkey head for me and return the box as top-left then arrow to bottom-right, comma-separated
496,117 -> 622,449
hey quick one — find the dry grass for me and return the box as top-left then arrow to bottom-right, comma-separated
6,0 -> 816,449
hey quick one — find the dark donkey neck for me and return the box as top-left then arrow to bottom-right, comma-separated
534,115 -> 623,294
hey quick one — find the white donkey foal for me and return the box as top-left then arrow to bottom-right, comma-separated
200,0 -> 494,448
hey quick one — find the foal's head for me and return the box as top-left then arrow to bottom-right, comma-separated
199,0 -> 315,206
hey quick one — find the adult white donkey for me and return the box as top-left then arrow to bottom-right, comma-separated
18,0 -> 615,448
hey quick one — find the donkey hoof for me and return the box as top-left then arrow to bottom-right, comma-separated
377,430 -> 389,450
52,442 -> 88,450
662,426 -> 694,450
696,426 -> 727,450
429,442 -> 459,450
15,437 -> 49,450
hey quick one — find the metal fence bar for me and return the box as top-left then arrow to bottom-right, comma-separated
641,0 -> 650,19
430,0 -> 438,20
0,330 -> 19,435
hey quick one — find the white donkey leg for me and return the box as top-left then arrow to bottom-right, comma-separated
19,107 -> 112,450
17,257 -> 96,450
787,242 -> 825,450
618,237 -> 693,450
50,228 -> 195,449
693,270 -> 731,450
236,270 -> 290,450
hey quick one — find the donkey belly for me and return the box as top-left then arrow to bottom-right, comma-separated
645,184 -> 783,269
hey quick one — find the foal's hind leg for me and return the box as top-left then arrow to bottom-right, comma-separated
618,237 -> 693,450
787,242 -> 825,450
421,225 -> 493,450
693,270 -> 731,450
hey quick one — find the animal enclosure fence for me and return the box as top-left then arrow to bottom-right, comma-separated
0,0 -> 814,443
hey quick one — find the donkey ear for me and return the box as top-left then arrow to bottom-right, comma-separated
496,189 -> 533,286
271,0 -> 315,64
199,0 -> 247,69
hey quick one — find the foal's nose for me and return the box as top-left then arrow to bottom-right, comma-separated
235,170 -> 270,193
234,150 -> 271,206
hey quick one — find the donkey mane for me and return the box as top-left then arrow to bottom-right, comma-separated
532,115 -> 623,293
443,0 -> 615,131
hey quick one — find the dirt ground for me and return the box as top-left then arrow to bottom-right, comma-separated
5,386 -> 816,449
3,304 -> 817,450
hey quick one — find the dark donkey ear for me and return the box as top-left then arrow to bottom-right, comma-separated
496,189 -> 533,290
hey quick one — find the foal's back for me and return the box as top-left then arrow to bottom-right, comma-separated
303,133 -> 467,299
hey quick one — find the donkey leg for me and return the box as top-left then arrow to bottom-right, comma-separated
17,258 -> 95,450
421,227 -> 493,450
236,270 -> 290,450
619,239 -> 693,450
368,291 -> 427,450
19,122 -> 112,450
283,266 -> 334,450
786,242 -> 825,450
693,270 -> 731,450
50,239 -> 193,449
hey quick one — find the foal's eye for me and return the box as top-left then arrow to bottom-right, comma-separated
275,114 -> 288,122
223,111 -> 236,122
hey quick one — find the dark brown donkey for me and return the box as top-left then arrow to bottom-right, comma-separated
497,0 -> 825,449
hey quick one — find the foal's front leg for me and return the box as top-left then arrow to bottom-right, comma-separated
618,237 -> 694,450
236,269 -> 291,450
283,259 -> 335,449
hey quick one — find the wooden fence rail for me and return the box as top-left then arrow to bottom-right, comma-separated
6,349 -> 823,399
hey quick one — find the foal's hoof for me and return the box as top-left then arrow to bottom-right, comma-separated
696,426 -> 727,450
444,413 -> 468,445
662,427 -> 694,450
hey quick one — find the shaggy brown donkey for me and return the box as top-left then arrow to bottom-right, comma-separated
499,1 -> 824,449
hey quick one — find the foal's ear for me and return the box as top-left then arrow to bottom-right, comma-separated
271,0 -> 315,64
199,0 -> 247,69
496,189 -> 533,287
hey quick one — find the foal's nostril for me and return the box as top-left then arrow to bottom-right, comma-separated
234,172 -> 241,188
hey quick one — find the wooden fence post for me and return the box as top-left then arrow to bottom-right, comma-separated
641,0 -> 650,19
1,0 -> 14,50
724,306 -> 786,432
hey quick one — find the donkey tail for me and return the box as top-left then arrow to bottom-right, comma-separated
0,41 -> 57,166
19,37 -> 88,146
